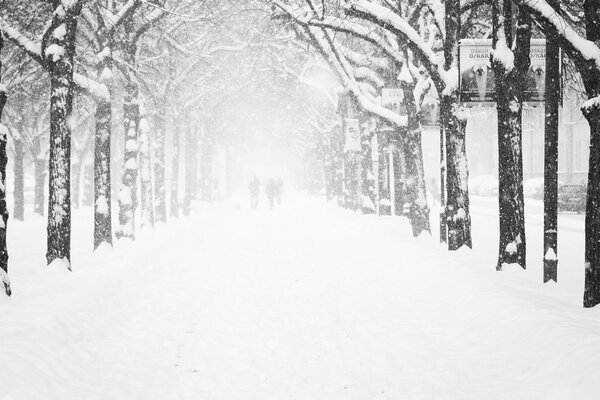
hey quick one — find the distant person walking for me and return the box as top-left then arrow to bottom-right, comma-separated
266,178 -> 278,209
249,176 -> 260,209
275,178 -> 284,204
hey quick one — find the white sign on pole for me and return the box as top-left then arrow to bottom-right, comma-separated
381,88 -> 404,114
343,118 -> 361,152
459,38 -> 547,103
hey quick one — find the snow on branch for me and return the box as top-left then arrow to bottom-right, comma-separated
344,0 -> 446,87
0,17 -> 109,101
515,0 -> 600,70
308,27 -> 407,127
0,17 -> 44,64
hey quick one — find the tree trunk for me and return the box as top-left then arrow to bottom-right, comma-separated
441,98 -> 472,250
492,0 -> 530,270
0,33 -> 10,295
360,122 -> 376,214
583,110 -> 600,306
94,100 -> 112,249
46,8 -> 81,268
198,134 -> 213,201
402,82 -> 430,235
543,31 -> 560,282
170,122 -> 180,218
33,136 -> 45,216
154,111 -> 166,223
139,115 -> 154,228
582,0 -> 600,307
439,124 -> 447,243
392,136 -> 408,216
183,126 -> 197,216
13,138 -> 24,221
115,88 -> 139,240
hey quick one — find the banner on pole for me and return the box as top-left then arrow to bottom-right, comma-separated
459,39 -> 546,103
343,118 -> 361,152
381,88 -> 405,114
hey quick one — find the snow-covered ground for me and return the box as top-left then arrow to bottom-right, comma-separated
0,194 -> 598,399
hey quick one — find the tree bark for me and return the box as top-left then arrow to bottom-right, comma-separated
442,0 -> 472,250
33,136 -> 45,216
154,110 -> 166,223
183,125 -> 197,216
115,87 -> 139,240
0,32 -> 10,295
582,0 -> 600,307
441,98 -> 472,250
139,115 -> 154,228
492,0 -> 530,270
402,81 -> 430,236
45,6 -> 82,268
94,100 -> 112,249
12,138 -> 24,221
543,30 -> 560,282
170,121 -> 180,218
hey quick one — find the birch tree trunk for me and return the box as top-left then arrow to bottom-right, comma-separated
0,32 -> 10,295
491,0 -> 530,270
543,29 -> 560,282
45,5 -> 82,268
13,137 -> 24,221
154,110 -> 166,222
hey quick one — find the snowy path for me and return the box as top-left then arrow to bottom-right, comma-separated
1,198 -> 600,399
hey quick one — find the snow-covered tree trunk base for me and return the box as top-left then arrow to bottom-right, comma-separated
495,95 -> 526,271
360,129 -> 375,214
115,99 -> 139,241
342,153 -> 360,211
583,110 -> 600,307
94,100 -> 112,250
46,67 -> 74,268
404,130 -> 430,237
442,100 -> 472,251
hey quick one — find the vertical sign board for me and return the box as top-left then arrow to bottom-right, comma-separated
343,118 -> 361,152
459,38 -> 546,103
381,88 -> 405,115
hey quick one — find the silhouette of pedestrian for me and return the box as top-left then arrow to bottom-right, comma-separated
265,178 -> 277,209
249,176 -> 260,209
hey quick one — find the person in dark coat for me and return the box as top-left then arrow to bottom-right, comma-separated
265,178 -> 278,209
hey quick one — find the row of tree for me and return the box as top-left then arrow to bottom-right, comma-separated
271,0 -> 600,308
0,0 -> 316,297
